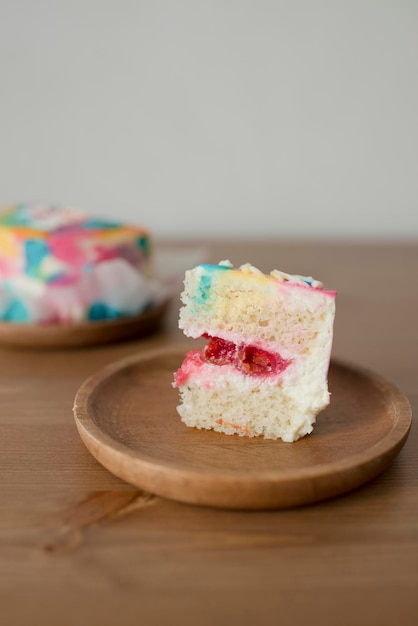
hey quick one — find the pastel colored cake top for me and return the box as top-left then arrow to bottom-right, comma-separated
0,203 -> 87,232
0,203 -> 150,285
178,259 -> 336,361
203,260 -> 331,290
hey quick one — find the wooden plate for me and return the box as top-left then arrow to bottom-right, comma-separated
73,346 -> 412,510
0,300 -> 170,349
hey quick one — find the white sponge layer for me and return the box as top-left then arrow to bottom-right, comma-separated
176,359 -> 329,441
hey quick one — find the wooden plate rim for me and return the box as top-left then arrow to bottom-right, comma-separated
73,345 -> 412,489
0,299 -> 170,348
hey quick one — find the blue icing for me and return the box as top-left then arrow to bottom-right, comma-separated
194,273 -> 211,305
136,235 -> 150,253
198,263 -> 232,272
3,299 -> 30,322
83,219 -> 122,230
192,264 -> 232,307
88,302 -> 122,321
47,272 -> 68,284
24,239 -> 49,277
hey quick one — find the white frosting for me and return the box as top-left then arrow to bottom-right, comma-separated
218,261 -> 324,289
239,263 -> 264,276
270,269 -> 324,289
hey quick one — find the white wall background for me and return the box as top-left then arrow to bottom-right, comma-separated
0,0 -> 417,239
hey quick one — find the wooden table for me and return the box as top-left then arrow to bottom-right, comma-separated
1,240 -> 417,626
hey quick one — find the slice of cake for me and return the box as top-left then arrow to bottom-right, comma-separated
173,260 -> 336,442
0,202 -> 161,324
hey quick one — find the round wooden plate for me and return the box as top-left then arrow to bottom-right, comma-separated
0,300 -> 170,349
73,346 -> 412,510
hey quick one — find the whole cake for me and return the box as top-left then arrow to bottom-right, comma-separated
0,203 -> 159,324
173,261 -> 336,442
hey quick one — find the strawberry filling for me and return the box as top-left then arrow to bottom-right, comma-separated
203,336 -> 291,376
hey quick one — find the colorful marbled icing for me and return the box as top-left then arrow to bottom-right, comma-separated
186,262 -> 335,321
0,203 -> 157,324
195,261 -> 332,292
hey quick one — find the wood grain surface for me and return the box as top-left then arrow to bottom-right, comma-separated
1,240 -> 417,626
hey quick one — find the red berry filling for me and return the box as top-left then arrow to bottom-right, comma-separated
203,336 -> 236,365
203,336 -> 291,376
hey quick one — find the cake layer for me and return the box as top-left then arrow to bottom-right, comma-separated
174,349 -> 329,441
178,261 -> 335,374
179,263 -> 335,352
0,203 -> 158,323
178,385 -> 320,441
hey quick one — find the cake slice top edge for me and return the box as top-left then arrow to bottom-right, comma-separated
189,260 -> 337,296
178,260 -> 336,354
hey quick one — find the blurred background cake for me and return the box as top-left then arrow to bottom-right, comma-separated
0,203 -> 162,324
